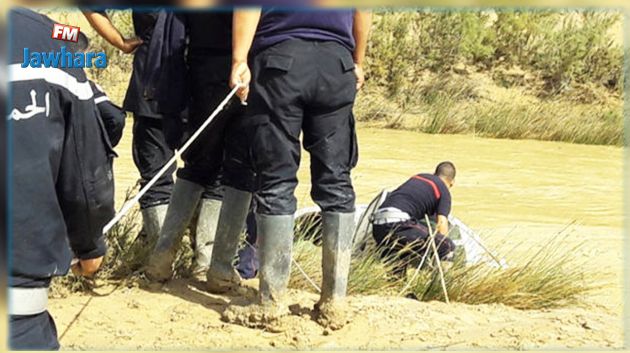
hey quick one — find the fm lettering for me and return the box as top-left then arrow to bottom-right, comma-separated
52,24 -> 79,42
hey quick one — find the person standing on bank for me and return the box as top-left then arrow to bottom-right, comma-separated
83,10 -> 176,242
216,8 -> 371,330
145,11 -> 250,281
9,8 -> 115,350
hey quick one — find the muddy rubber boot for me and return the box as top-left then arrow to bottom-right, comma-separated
145,179 -> 203,281
258,214 -> 294,305
315,211 -> 355,330
141,204 -> 169,244
222,213 -> 294,330
206,187 -> 252,293
191,198 -> 222,280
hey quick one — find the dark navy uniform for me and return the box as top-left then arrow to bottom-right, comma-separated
246,10 -> 359,215
373,174 -> 455,268
236,208 -> 259,279
217,10 -> 362,315
9,9 -> 115,349
144,11 -> 258,280
90,81 -> 126,147
123,10 -> 175,209
180,12 -> 248,195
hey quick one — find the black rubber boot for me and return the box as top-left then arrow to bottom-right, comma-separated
205,187 -> 251,293
145,179 -> 203,281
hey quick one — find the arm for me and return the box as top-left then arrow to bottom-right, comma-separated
436,215 -> 449,236
96,100 -> 126,147
352,9 -> 372,90
230,8 -> 262,102
58,92 -> 115,277
90,81 -> 125,147
82,10 -> 142,54
435,191 -> 452,236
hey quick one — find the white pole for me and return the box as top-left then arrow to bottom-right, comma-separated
102,85 -> 241,234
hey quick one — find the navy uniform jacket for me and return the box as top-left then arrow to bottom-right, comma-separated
122,10 -> 162,118
9,8 -> 115,288
90,81 -> 126,147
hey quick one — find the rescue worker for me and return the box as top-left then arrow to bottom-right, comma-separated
9,8 -> 115,349
145,11 -> 249,280
210,8 -> 372,330
83,10 -> 175,242
372,162 -> 457,275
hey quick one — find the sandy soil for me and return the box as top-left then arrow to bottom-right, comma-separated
49,127 -> 624,350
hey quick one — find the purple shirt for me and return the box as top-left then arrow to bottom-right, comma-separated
252,9 -> 355,54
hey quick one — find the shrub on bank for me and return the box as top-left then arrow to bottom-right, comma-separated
366,10 -> 623,97
43,9 -> 624,146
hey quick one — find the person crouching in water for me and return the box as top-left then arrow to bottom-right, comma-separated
372,162 -> 457,276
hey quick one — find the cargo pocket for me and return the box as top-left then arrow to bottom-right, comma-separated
340,55 -> 355,73
264,54 -> 294,72
340,54 -> 358,100
88,164 -> 115,216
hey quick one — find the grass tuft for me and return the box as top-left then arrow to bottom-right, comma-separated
289,217 -> 598,310
52,200 -> 597,311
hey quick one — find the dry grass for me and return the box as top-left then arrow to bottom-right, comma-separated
357,74 -> 624,146
50,186 -> 194,297
289,216 -> 598,310
52,200 -> 597,311
45,9 -> 623,147
409,236 -> 595,310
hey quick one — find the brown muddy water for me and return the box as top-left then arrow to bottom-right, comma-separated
114,126 -> 622,229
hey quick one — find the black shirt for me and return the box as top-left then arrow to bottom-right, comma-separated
380,173 -> 452,221
132,11 -> 159,42
186,11 -> 232,55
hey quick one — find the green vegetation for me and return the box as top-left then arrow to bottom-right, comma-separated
358,10 -> 624,146
45,9 -> 624,146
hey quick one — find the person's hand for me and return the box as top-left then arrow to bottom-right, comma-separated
354,63 -> 365,91
230,61 -> 251,104
119,37 -> 142,54
71,257 -> 104,278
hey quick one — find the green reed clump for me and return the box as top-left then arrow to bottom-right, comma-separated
289,217 -> 597,310
408,237 -> 595,309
